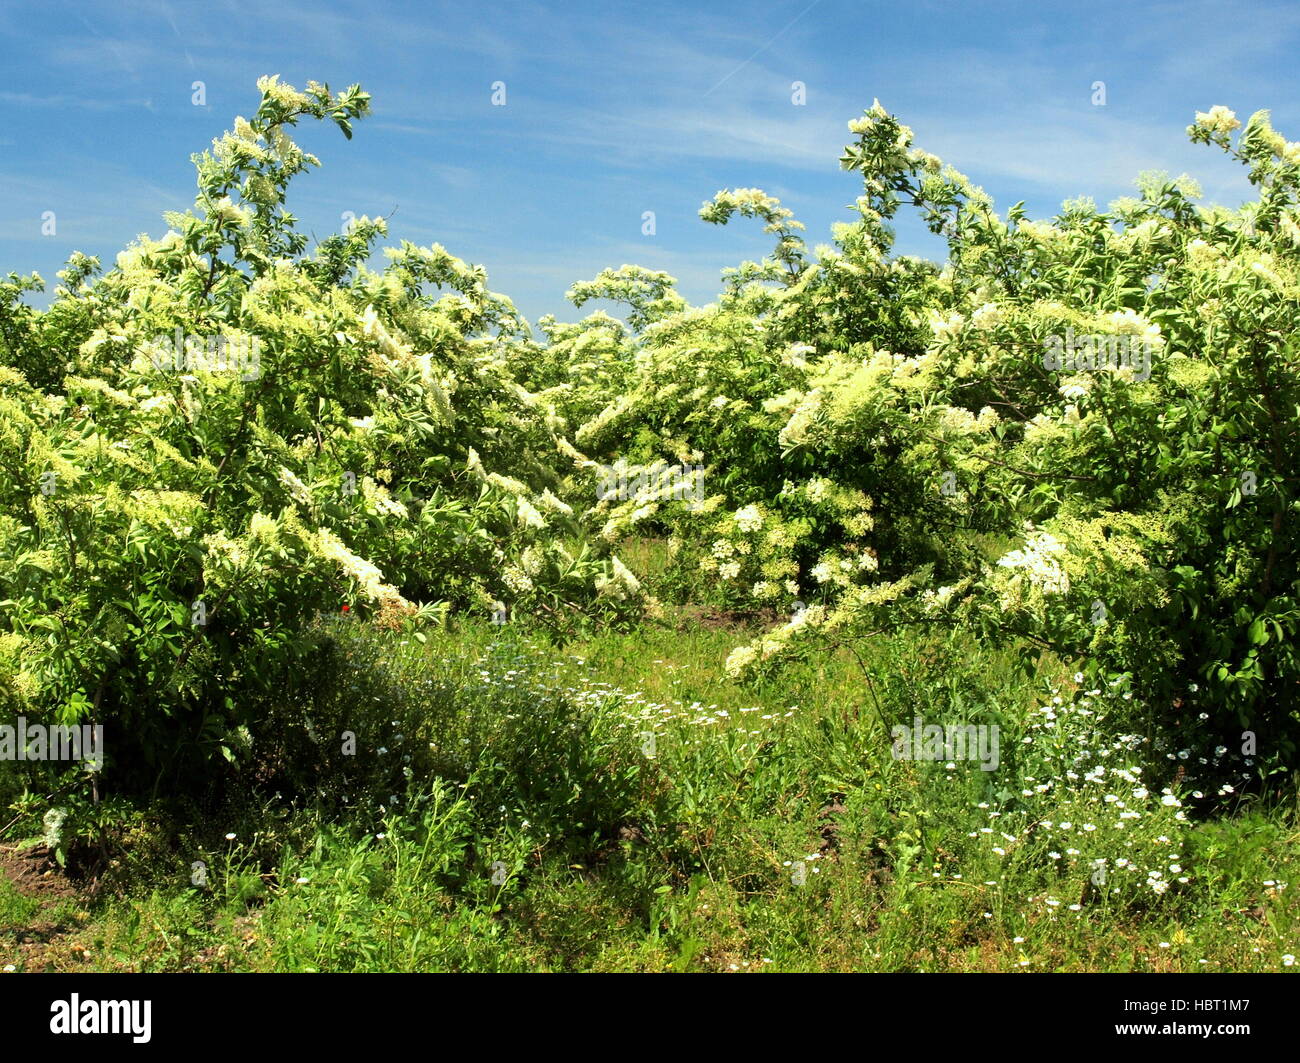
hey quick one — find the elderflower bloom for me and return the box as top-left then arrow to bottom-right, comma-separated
996,529 -> 1070,595
928,310 -> 966,341
1194,105 -> 1241,135
970,303 -> 1004,331
724,645 -> 759,678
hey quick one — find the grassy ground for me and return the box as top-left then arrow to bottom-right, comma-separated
2,554 -> 1299,973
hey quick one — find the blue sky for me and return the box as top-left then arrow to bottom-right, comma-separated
3,0 -> 1297,325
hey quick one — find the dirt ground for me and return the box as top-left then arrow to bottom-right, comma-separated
0,844 -> 94,972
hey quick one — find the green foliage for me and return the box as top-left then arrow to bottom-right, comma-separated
575,99 -> 1300,786
2,81 -> 1299,974
0,77 -> 646,802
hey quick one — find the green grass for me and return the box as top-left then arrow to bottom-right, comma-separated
2,587 -> 1298,973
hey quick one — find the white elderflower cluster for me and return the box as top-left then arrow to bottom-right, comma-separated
970,302 -> 1004,331
724,645 -> 758,678
502,566 -> 534,594
1190,239 -> 1216,271
939,405 -> 980,435
256,74 -> 309,111
1017,220 -> 1069,245
596,556 -> 642,600
278,466 -> 313,508
1248,255 -> 1286,289
1279,213 -> 1300,248
928,309 -> 966,341
514,497 -> 546,530
203,531 -> 249,571
734,504 -> 763,533
778,389 -> 823,447
317,529 -> 407,607
920,584 -> 958,613
1193,105 -> 1241,135
843,510 -> 875,537
908,148 -> 943,173
1105,308 -> 1163,346
804,477 -> 832,504
996,529 -> 1070,596
362,478 -> 408,520
519,545 -> 544,577
781,342 -> 815,369
538,489 -> 573,516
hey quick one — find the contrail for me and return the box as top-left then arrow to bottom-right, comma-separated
706,0 -> 824,96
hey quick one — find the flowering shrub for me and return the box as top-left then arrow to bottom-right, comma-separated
3,78 -> 1297,812
595,100 -> 1300,784
0,77 -> 645,795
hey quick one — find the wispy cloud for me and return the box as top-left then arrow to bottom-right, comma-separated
0,90 -> 153,111
3,0 -> 1296,322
